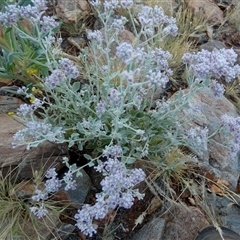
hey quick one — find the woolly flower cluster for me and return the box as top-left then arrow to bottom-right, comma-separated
186,126 -> 209,158
45,58 -> 79,89
210,80 -> 225,98
182,48 -> 240,83
74,145 -> 145,237
89,1 -> 177,37
0,0 -> 59,31
116,43 -> 172,88
221,114 -> 240,160
13,92 -> 66,148
12,121 -> 65,148
17,98 -> 44,117
30,165 -> 77,218
138,5 -> 178,36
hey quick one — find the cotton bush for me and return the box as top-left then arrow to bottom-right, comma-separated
1,0 -> 240,237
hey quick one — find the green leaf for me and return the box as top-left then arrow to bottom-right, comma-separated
87,161 -> 95,167
76,171 -> 83,177
85,142 -> 97,149
83,154 -> 92,161
6,51 -> 23,63
0,72 -> 16,79
203,78 -> 210,87
68,140 -> 75,148
78,142 -> 83,151
125,157 -> 136,164
72,82 -> 80,92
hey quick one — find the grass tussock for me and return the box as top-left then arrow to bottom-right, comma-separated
0,166 -> 65,240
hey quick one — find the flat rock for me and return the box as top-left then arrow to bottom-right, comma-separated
0,95 -> 23,113
0,113 -> 68,179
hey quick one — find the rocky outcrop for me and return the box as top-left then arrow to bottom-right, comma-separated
177,88 -> 239,189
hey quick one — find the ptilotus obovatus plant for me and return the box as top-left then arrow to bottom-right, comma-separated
12,0 -> 185,161
7,0 -> 240,237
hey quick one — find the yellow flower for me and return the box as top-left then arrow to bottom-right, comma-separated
26,69 -> 37,75
32,87 -> 43,94
29,97 -> 35,103
7,111 -> 15,116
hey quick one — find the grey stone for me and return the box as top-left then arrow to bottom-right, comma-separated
130,218 -> 166,240
62,169 -> 92,205
201,40 -> 227,52
177,88 -> 240,189
223,215 -> 240,234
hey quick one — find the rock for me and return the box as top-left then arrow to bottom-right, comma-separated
224,215 -> 240,234
185,0 -> 223,25
61,168 -> 92,206
162,206 -> 209,240
56,0 -> 91,23
178,88 -> 240,188
0,96 -> 23,113
130,218 -> 166,240
200,40 -> 227,51
0,113 -> 67,179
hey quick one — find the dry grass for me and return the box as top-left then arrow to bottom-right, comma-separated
220,3 -> 240,31
0,165 -> 66,240
146,148 -> 198,202
225,77 -> 240,111
158,3 -> 207,82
